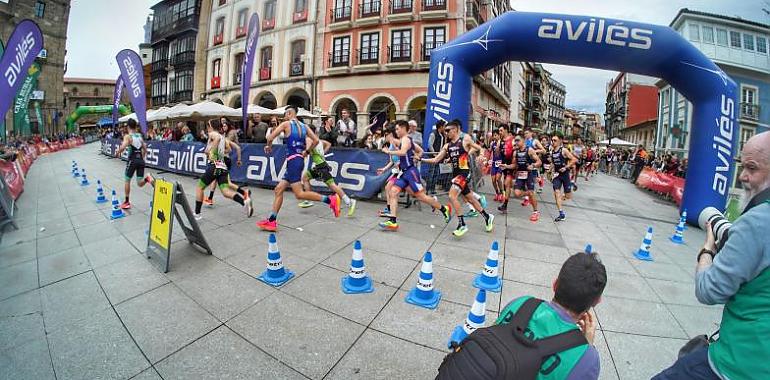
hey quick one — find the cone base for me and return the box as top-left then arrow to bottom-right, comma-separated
341,275 -> 374,294
633,250 -> 653,261
74,173 -> 80,177
473,274 -> 502,293
670,236 -> 684,245
96,198 -> 108,203
110,212 -> 126,220
405,288 -> 442,309
258,269 -> 294,287
81,182 -> 89,186
448,325 -> 469,349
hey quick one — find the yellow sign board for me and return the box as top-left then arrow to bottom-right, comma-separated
150,179 -> 174,250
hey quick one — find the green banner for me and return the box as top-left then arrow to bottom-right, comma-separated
13,62 -> 41,137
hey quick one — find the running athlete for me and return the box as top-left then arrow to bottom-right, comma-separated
538,134 -> 552,190
572,137 -> 585,188
375,128 -> 406,216
379,120 -> 451,231
297,127 -> 357,216
584,144 -> 596,180
501,134 -> 542,221
194,119 -> 252,220
422,119 -> 493,237
204,119 -> 244,206
523,129 -> 546,205
549,133 -> 578,222
257,106 -> 340,232
498,125 -> 515,214
489,130 -> 504,202
115,118 -> 154,209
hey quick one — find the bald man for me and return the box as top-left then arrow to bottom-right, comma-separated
654,131 -> 770,380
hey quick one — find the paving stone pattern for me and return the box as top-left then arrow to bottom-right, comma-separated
0,144 -> 720,379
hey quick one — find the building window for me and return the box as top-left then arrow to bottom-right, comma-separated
730,31 -> 741,48
214,17 -> 225,44
235,9 -> 248,37
390,29 -> 412,62
359,32 -> 379,64
702,26 -> 714,44
688,24 -> 699,41
757,36 -> 768,54
738,126 -> 756,160
264,0 -> 276,20
260,47 -> 273,69
332,0 -> 352,21
233,53 -> 245,84
295,0 -> 307,12
716,28 -> 728,46
290,40 -> 305,63
35,1 -> 45,18
360,0 -> 381,17
93,88 -> 99,96
332,36 -> 350,67
423,27 -> 446,60
662,88 -> 670,108
743,34 -> 755,51
219,0 -> 226,5
212,59 -> 221,77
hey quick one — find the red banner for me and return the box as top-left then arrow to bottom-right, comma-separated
0,160 -> 24,200
637,168 -> 685,206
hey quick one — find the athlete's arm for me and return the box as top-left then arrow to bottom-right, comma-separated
264,121 -> 289,154
413,142 -> 424,159
421,144 -> 448,164
464,135 -> 486,158
115,135 -> 130,157
528,148 -> 542,169
304,125 -> 320,157
533,139 -> 546,155
561,148 -> 578,172
141,140 -> 147,160
320,139 -> 331,153
376,161 -> 394,175
384,136 -> 412,157
227,140 -> 242,165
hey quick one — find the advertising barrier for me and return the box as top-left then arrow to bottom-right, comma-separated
636,168 -> 686,206
101,138 -> 391,199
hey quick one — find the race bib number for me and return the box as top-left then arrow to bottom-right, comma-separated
391,168 -> 400,175
544,164 -> 551,170
517,171 -> 529,180
214,160 -> 227,170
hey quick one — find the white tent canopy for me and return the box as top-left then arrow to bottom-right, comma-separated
118,107 -> 168,123
597,138 -> 636,147
185,101 -> 241,119
271,105 -> 322,118
236,104 -> 276,116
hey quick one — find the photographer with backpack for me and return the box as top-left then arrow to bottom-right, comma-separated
437,252 -> 607,379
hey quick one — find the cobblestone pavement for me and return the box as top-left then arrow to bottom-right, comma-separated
0,144 -> 720,379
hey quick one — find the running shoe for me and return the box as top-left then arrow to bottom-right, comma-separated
479,194 -> 488,209
572,183 -> 579,192
244,198 -> 253,217
536,187 -> 543,194
441,204 -> 453,223
298,200 -> 314,208
453,224 -> 469,237
529,210 -> 541,222
485,213 -> 495,232
554,211 -> 566,222
465,209 -> 480,218
203,197 -> 214,207
120,201 -> 131,210
257,219 -> 277,231
193,213 -> 203,221
329,194 -> 341,217
347,199 -> 357,217
497,204 -> 507,214
521,197 -> 530,207
379,220 -> 399,231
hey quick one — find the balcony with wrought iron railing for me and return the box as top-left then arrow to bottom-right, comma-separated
171,51 -> 195,67
388,0 -> 414,22
740,102 -> 760,121
151,95 -> 168,106
171,90 -> 192,103
150,59 -> 168,73
422,0 -> 446,11
328,51 -> 351,74
331,5 -> 352,23
355,48 -> 381,70
420,42 -> 443,62
357,0 -> 382,26
465,0 -> 482,28
388,44 -> 412,63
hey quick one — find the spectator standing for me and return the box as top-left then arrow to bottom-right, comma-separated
653,131 -> 770,380
408,119 -> 423,148
250,114 -> 268,143
180,126 -> 194,142
266,116 -> 284,144
319,117 -> 339,146
631,145 -> 647,183
426,120 -> 447,194
336,108 -> 357,147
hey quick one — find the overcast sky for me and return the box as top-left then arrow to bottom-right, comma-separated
65,0 -> 768,111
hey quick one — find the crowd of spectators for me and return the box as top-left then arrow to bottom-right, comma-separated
599,145 -> 688,182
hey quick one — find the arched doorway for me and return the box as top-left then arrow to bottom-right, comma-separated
406,95 -> 427,130
230,95 -> 242,109
425,11 -> 738,223
285,88 -> 311,110
255,92 -> 277,109
367,96 -> 396,130
332,97 -> 358,125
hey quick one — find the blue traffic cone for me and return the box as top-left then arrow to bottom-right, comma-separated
585,244 -> 593,254
71,161 -> 77,174
95,180 -> 107,203
406,252 -> 442,309
633,227 -> 654,261
257,233 -> 294,287
80,169 -> 89,186
341,240 -> 374,294
473,241 -> 502,293
109,190 -> 125,220
681,209 -> 688,230
448,289 -> 487,348
73,166 -> 80,177
670,219 -> 685,245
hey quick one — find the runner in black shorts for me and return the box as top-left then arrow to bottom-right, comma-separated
504,134 -> 542,222
115,118 -> 154,209
549,133 -> 577,222
193,119 -> 252,220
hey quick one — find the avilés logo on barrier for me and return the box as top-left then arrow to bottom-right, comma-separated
538,18 -> 653,50
430,62 -> 454,123
115,49 -> 148,133
0,19 -> 43,122
712,94 -> 735,196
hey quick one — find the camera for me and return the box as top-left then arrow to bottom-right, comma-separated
698,207 -> 733,252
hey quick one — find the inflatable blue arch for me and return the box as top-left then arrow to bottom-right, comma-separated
424,12 -> 739,225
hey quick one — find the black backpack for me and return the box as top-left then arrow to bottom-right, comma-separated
436,298 -> 587,380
